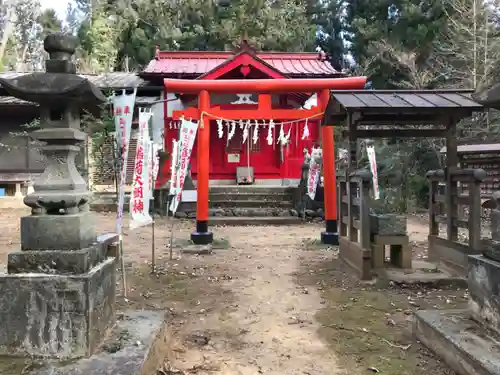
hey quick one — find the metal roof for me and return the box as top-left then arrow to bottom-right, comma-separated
143,51 -> 339,77
330,90 -> 483,110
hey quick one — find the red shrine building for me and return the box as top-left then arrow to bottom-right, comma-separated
141,42 -> 344,186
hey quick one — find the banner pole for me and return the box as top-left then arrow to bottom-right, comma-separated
119,234 -> 127,298
151,146 -> 156,273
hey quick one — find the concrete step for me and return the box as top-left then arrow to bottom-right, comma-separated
209,186 -> 294,195
414,309 -> 500,375
209,192 -> 293,202
210,200 -> 293,209
175,207 -> 297,218
209,216 -> 302,226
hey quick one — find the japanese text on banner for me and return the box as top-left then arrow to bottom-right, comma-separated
130,109 -> 153,229
169,139 -> 179,196
169,118 -> 198,215
113,89 -> 137,234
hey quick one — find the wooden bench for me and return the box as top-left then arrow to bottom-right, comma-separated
371,234 -> 411,269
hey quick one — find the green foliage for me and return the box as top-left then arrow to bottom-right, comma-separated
73,0 -> 317,71
37,9 -> 62,39
345,0 -> 449,88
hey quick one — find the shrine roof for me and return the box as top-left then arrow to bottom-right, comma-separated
142,50 -> 340,78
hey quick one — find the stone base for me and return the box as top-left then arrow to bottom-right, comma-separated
382,260 -> 467,288
414,309 -> 500,375
191,231 -> 213,245
7,233 -> 118,275
468,255 -> 500,333
0,258 -> 116,358
31,311 -> 167,375
321,231 -> 339,245
20,212 -> 96,251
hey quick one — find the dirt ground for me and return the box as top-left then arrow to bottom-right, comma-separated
0,209 -> 465,375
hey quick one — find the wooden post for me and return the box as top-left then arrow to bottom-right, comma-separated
359,172 -> 371,250
428,176 -> 439,237
191,89 -> 213,245
446,119 -> 458,242
468,169 -> 485,251
319,89 -> 338,245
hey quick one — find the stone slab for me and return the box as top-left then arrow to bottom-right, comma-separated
370,214 -> 407,236
20,212 -> 96,251
208,216 -> 301,226
31,311 -> 167,375
7,233 -> 118,275
469,255 -> 500,333
414,309 -> 500,375
383,260 -> 467,288
0,258 -> 116,358
7,246 -> 106,275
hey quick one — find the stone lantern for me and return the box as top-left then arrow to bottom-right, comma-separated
0,34 -> 117,359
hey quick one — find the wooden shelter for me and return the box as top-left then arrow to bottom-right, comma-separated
441,142 -> 500,199
324,90 -> 485,279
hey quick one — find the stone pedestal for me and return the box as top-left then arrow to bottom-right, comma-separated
20,213 -> 96,251
0,33 -> 118,360
469,255 -> 500,333
0,256 -> 116,358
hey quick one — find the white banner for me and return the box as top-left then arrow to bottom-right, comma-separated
151,142 -> 160,193
169,118 -> 199,214
129,109 -> 153,229
366,144 -> 380,200
151,102 -> 164,150
113,89 -> 137,234
307,147 -> 322,200
169,139 -> 179,196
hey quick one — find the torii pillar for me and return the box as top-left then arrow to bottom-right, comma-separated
318,89 -> 338,245
164,77 -> 367,245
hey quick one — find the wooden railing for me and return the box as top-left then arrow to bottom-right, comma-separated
338,169 -> 373,279
428,168 -> 486,274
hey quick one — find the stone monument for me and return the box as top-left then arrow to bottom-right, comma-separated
414,190 -> 500,375
0,34 -> 117,359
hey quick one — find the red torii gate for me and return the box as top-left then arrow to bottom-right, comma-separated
165,77 -> 367,245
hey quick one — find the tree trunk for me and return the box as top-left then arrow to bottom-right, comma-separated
0,1 -> 15,66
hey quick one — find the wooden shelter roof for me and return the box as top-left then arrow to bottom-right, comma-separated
325,90 -> 483,126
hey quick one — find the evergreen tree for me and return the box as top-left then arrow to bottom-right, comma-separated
345,0 -> 448,88
315,0 -> 347,71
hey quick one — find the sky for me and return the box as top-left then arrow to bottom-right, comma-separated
40,0 -> 71,21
